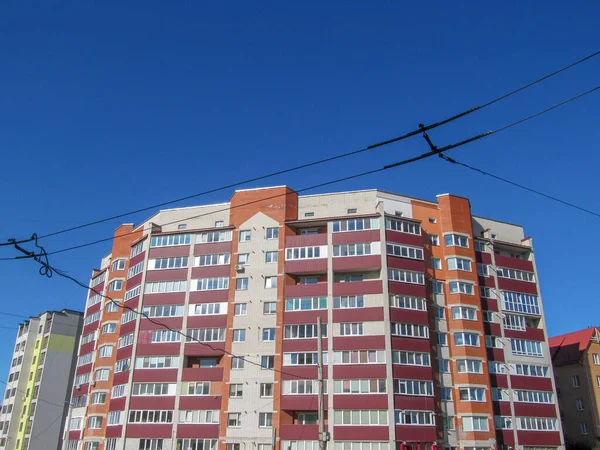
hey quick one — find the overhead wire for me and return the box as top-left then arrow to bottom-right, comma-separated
2,81 -> 599,262
0,48 -> 594,246
438,153 -> 600,219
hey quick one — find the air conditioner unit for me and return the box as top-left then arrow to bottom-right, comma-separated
234,265 -> 244,272
90,381 -> 96,387
76,385 -> 81,390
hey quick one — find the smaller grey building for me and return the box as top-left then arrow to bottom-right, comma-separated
0,309 -> 83,450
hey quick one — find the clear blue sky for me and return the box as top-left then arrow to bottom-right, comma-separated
1,1 -> 599,376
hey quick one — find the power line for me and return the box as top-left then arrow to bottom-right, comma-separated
3,82 -> 598,262
1,48 -> 594,245
439,153 -> 600,219
46,264 -> 316,381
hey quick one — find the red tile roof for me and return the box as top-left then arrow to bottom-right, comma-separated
549,327 -> 598,366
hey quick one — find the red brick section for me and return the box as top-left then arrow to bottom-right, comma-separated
218,187 -> 298,450
413,195 -> 497,445
80,224 -> 142,449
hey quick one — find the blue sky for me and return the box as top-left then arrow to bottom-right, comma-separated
1,1 -> 599,375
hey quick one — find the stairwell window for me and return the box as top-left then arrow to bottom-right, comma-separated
573,375 -> 581,388
430,235 -> 439,246
593,354 -> 599,365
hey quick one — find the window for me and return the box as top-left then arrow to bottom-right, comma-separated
480,286 -> 493,298
102,323 -> 117,334
228,413 -> 241,427
150,256 -> 189,270
135,356 -> 179,369
70,417 -> 83,430
391,323 -> 429,339
107,411 -> 121,426
184,382 -> 210,396
115,359 -> 131,373
72,395 -> 86,407
334,410 -> 389,425
492,388 -> 510,401
263,328 -> 276,342
449,281 -> 474,295
462,416 -> 489,432
334,243 -> 373,257
145,280 -> 188,293
394,410 -> 434,426
226,445 -> 241,450
229,384 -> 243,398
497,267 -> 535,282
234,303 -> 247,316
430,234 -> 439,246
91,272 -> 106,288
151,234 -> 190,247
139,440 -> 163,450
132,383 -> 175,396
215,220 -> 224,227
151,330 -> 182,343
438,333 -> 447,346
486,335 -> 502,349
233,329 -> 246,342
459,387 -> 485,402
431,258 -> 442,269
511,339 -> 543,357
300,276 -> 319,285
573,375 -> 581,388
265,276 -> 277,289
447,257 -> 471,272
502,291 -> 540,315
178,410 -> 219,425
105,302 -> 119,313
195,254 -> 230,266
131,241 -> 144,257
334,350 -> 385,364
284,324 -> 327,339
385,218 -> 420,235
287,297 -> 327,311
516,417 -> 557,431
128,410 -> 173,423
259,413 -> 273,427
260,383 -> 274,398
196,230 -> 232,243
334,217 -> 380,232
124,285 -> 141,301
392,351 -> 430,367
334,379 -> 386,394
394,379 -> 434,396
454,332 -> 479,347
439,359 -> 450,373
266,251 -> 278,263
109,280 -> 123,291
186,328 -> 226,342
389,295 -> 426,311
445,234 -> 468,248
286,246 -> 324,260
483,311 -> 494,322
282,380 -> 321,395
340,323 -> 363,336
237,253 -> 249,265
477,263 -> 489,277
597,376 -> 600,387
451,306 -> 477,321
503,314 -> 526,331
581,422 -> 589,435
236,278 -> 248,290
441,387 -> 452,401
432,280 -> 443,294
594,354 -> 600,365
78,352 -> 93,366
512,363 -> 549,377
88,416 -> 103,429
98,345 -> 113,358
266,227 -> 279,239
231,357 -> 245,370
112,259 -> 126,271
495,416 -> 512,430
386,243 -> 424,260
85,444 -> 100,450
191,302 -> 227,316
143,305 -> 185,318
178,224 -> 187,230
435,307 -> 445,320
457,359 -> 483,374
474,240 -> 486,252
178,441 -> 218,450
263,302 -> 277,314
514,390 -> 554,404
388,268 -> 425,285
239,230 -> 251,242
343,274 -> 363,282
261,356 -> 275,369
194,277 -> 228,291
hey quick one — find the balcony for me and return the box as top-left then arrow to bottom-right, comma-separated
181,367 -> 224,382
285,283 -> 328,298
332,280 -> 382,296
285,259 -> 327,275
286,234 -> 327,247
332,255 -> 381,272
280,424 -> 318,440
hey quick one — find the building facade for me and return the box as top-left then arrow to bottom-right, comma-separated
0,309 -> 83,450
550,327 -> 600,448
65,186 -> 563,450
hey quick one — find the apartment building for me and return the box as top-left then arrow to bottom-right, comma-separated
0,309 -> 83,450
65,186 -> 563,450
550,327 -> 600,448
